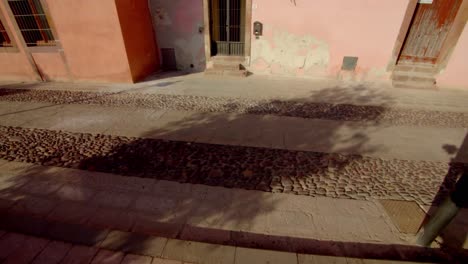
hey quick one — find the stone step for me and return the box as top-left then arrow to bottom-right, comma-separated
211,55 -> 245,63
393,80 -> 437,90
391,73 -> 436,83
392,63 -> 437,90
393,63 -> 439,75
212,62 -> 242,71
205,68 -> 248,77
392,69 -> 436,78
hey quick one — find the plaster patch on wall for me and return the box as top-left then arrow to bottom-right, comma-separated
174,33 -> 206,71
250,30 -> 330,76
149,0 -> 205,72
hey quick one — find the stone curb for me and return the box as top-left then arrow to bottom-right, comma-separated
0,211 -> 459,263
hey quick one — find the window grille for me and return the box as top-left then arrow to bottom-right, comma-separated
0,19 -> 12,47
8,0 -> 55,47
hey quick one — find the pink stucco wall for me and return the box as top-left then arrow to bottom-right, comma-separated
0,1 -> 38,81
437,23 -> 468,89
46,0 -> 133,83
0,0 -> 159,83
31,52 -> 68,81
0,52 -> 38,81
250,0 -> 409,80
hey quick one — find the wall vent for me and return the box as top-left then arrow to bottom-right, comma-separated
342,56 -> 358,71
161,48 -> 177,71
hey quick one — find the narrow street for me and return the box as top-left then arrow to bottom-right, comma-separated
0,75 -> 467,263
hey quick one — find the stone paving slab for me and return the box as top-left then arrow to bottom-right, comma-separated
61,245 -> 99,264
0,232 -> 29,260
121,254 -> 153,264
162,239 -> 236,264
100,230 -> 167,257
32,240 -> 73,264
235,247 -> 297,264
91,249 -> 125,264
3,236 -> 49,264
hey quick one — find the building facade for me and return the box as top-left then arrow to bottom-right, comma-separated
153,0 -> 468,89
0,0 -> 159,83
0,0 -> 467,89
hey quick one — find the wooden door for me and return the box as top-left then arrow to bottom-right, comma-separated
398,0 -> 462,64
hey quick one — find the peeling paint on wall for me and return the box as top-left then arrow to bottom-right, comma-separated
250,0 -> 409,82
250,29 -> 330,77
149,0 -> 206,72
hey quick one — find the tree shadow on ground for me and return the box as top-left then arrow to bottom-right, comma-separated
0,85 -> 466,262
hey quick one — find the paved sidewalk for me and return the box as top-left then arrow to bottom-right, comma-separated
0,230 -> 440,264
3,73 -> 468,112
0,160 -> 404,245
1,161 -> 464,263
0,101 -> 466,162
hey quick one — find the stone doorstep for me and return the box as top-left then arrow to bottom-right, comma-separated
0,211 -> 457,263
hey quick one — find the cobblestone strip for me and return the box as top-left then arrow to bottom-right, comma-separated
1,88 -> 467,128
0,126 -> 465,205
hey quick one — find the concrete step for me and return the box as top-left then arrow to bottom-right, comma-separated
392,63 -> 437,90
393,80 -> 437,90
392,73 -> 436,83
212,62 -> 242,71
205,68 -> 248,77
211,55 -> 245,63
394,63 -> 439,75
392,69 -> 436,79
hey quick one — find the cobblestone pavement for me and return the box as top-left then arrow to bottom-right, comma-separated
1,126 -> 465,206
1,88 -> 468,128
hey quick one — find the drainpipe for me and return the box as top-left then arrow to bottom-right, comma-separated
416,170 -> 468,246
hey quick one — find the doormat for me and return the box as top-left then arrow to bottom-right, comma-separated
379,200 -> 427,234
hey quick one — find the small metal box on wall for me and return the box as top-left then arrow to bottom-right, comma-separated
253,21 -> 263,38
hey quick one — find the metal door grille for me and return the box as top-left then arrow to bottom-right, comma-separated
211,0 -> 244,56
0,19 -> 12,47
8,0 -> 56,47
